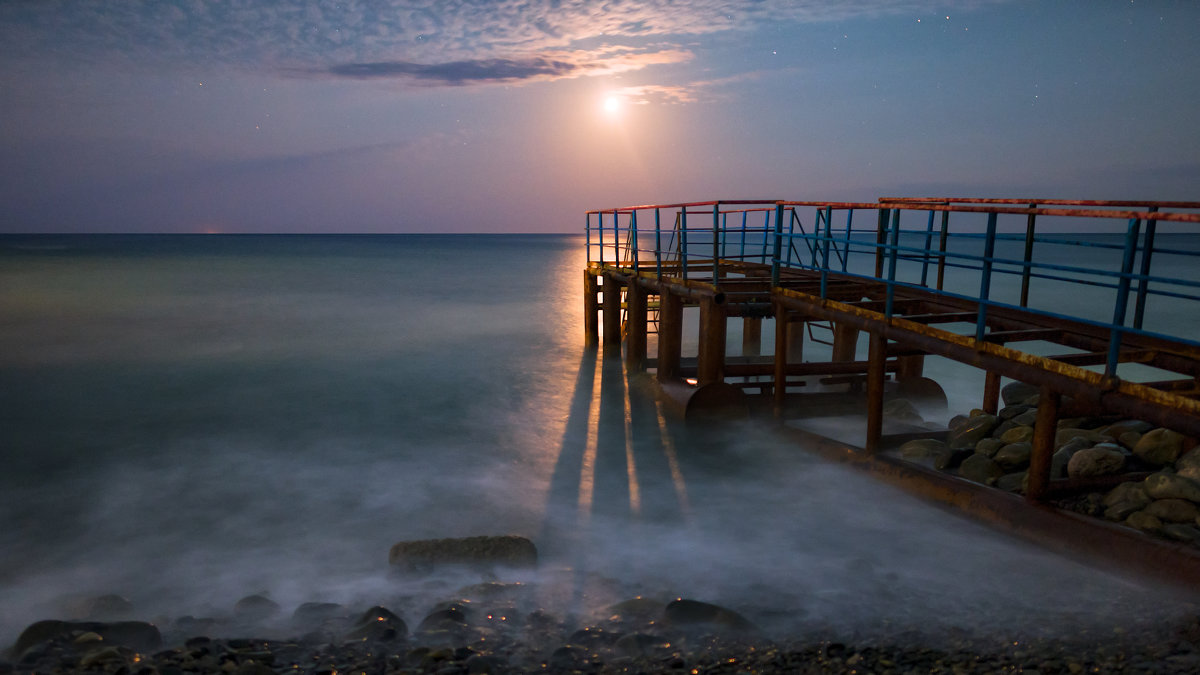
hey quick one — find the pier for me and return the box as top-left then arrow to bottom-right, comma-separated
584,198 -> 1200,586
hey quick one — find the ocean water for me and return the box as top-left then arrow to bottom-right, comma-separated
0,233 -> 1195,647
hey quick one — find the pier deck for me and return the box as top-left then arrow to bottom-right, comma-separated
584,198 -> 1200,587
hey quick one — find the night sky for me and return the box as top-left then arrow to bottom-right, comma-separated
2,1 -> 1197,233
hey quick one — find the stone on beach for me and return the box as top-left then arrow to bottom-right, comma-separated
994,442 -> 1032,471
1144,472 -> 1200,503
1000,381 -> 1039,406
1103,482 -> 1152,521
9,620 -> 162,660
1143,498 -> 1200,524
389,535 -> 537,575
958,453 -> 1004,484
662,598 -> 756,633
948,414 -> 999,449
1133,428 -> 1187,467
1066,445 -> 1126,478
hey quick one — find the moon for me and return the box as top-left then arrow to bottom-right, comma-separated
603,96 -> 620,114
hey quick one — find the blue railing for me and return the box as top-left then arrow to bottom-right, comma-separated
586,198 -> 1200,378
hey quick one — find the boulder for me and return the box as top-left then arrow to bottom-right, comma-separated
1176,447 -> 1200,481
996,471 -> 1027,493
233,594 -> 280,622
934,448 -> 974,471
974,438 -> 1005,458
998,405 -> 1034,420
1056,428 -> 1112,449
663,599 -> 756,633
1118,431 -> 1143,450
1103,420 -> 1155,439
389,535 -> 537,575
10,620 -> 161,659
1000,381 -> 1039,406
1103,482 -> 1152,521
1144,472 -> 1200,503
1011,410 -> 1039,427
1125,511 -> 1163,533
344,606 -> 408,642
1163,524 -> 1200,545
948,414 -> 999,449
994,442 -> 1032,471
1144,499 -> 1200,524
1051,445 -> 1077,480
1067,446 -> 1126,478
958,454 -> 1004,484
999,426 -> 1034,445
1133,428 -> 1187,467
883,398 -> 922,423
899,438 -> 947,460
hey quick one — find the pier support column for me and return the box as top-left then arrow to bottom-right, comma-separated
1026,385 -> 1061,502
896,355 -> 926,381
831,323 -> 859,362
698,295 -> 727,386
625,281 -> 648,370
774,304 -> 789,413
982,371 -> 1002,415
602,274 -> 623,351
786,319 -> 805,363
584,271 -> 599,346
865,333 -> 888,454
742,317 -> 762,357
657,290 -> 683,381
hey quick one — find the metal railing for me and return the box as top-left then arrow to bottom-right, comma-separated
586,198 -> 1200,377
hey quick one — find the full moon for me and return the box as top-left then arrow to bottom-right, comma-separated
603,96 -> 620,113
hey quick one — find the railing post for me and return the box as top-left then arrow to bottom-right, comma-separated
841,209 -> 853,273
885,209 -> 900,319
874,208 -> 889,278
680,207 -> 689,279
919,209 -> 935,287
612,209 -> 620,264
1107,217 -> 1142,377
1019,203 -> 1037,307
584,270 -> 599,345
771,203 -> 783,286
597,212 -> 605,265
1133,206 -> 1159,330
740,210 -> 748,262
630,210 -> 639,270
820,206 -> 832,299
586,212 -> 592,263
1026,385 -> 1061,502
712,202 -> 721,287
936,211 -> 949,291
975,212 -> 998,342
654,207 -> 663,281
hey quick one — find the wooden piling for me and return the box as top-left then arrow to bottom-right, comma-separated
1027,384 -> 1061,502
698,295 -> 727,386
584,270 -> 599,345
774,304 -> 789,412
983,370 -> 1002,414
742,317 -> 762,357
625,281 -> 648,369
657,290 -> 683,381
865,332 -> 887,454
602,273 -> 622,349
832,323 -> 859,362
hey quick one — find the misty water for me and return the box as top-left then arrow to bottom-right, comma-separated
1,233 -> 1196,649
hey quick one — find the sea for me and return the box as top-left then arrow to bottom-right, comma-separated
1,232 -> 1197,647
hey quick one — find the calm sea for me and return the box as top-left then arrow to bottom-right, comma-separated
0,233 -> 1194,645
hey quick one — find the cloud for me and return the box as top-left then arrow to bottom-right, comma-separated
321,47 -> 692,86
0,1 -> 1010,71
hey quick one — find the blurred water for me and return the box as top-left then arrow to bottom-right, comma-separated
0,233 -> 1195,647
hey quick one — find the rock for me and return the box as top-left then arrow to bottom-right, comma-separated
1176,447 -> 1200,481
1133,428 -> 1187,467
344,606 -> 407,642
1103,482 -> 1152,521
998,405 -> 1034,420
1067,446 -> 1126,478
10,620 -> 161,658
613,633 -> 669,658
1011,410 -> 1039,427
1051,446 -> 1077,479
1119,431 -> 1143,450
996,471 -> 1027,493
389,535 -> 537,574
1001,381 -> 1039,406
1143,499 -> 1200,523
948,414 -> 999,449
417,605 -> 470,635
1103,420 -> 1155,438
1163,524 -> 1200,545
291,602 -> 348,630
79,646 -> 131,668
233,595 -> 280,622
663,599 -> 756,632
466,654 -> 509,674
958,453 -> 1004,484
1126,511 -> 1164,532
974,438 -> 1005,458
70,594 -> 134,621
1144,472 -> 1200,503
991,420 -> 1020,440
1056,428 -> 1112,449
549,645 -> 589,670
934,448 -> 973,471
999,426 -> 1034,445
899,438 -> 947,460
994,442 -> 1032,471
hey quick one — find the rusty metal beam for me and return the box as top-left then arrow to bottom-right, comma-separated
583,270 -> 599,345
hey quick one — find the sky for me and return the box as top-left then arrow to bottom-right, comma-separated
1,0 -> 1198,234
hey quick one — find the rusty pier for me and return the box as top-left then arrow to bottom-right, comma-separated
584,197 -> 1200,588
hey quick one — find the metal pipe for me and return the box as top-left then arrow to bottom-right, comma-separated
1026,385 -> 1061,502
936,210 -> 949,291
865,332 -> 887,454
885,209 -> 900,319
975,212 -> 999,342
655,208 -> 663,280
1133,206 -> 1159,330
1107,218 -> 1142,376
1020,203 -> 1037,307
680,207 -> 689,279
771,203 -> 783,286
712,202 -> 721,287
920,209 -> 935,287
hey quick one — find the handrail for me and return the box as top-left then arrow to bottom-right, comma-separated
585,198 -> 1200,379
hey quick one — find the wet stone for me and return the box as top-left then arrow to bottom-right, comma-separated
974,438 -> 1005,458
1126,510 -> 1164,533
1134,428 -> 1187,467
1067,446 -> 1126,478
344,605 -> 408,642
994,442 -> 1032,471
1145,472 -> 1200,502
663,599 -> 756,633
233,594 -> 281,622
1143,498 -> 1200,523
1000,381 -> 1039,406
948,414 -> 999,449
958,453 -> 1004,484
